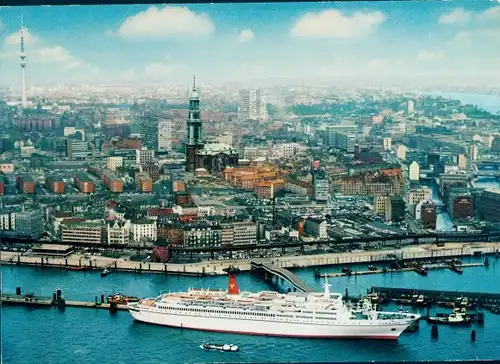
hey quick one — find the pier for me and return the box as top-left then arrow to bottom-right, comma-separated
316,262 -> 484,278
370,286 -> 500,306
250,261 -> 316,292
1,288 -> 128,311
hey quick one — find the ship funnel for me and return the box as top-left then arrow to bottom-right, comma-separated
224,267 -> 240,295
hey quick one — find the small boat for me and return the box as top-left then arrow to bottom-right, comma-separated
107,293 -> 139,304
414,265 -> 428,276
201,343 -> 239,352
427,312 -> 471,326
101,268 -> 111,277
367,265 -> 377,271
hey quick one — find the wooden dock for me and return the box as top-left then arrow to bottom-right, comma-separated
317,262 -> 484,278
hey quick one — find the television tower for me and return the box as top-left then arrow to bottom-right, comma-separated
20,15 -> 27,108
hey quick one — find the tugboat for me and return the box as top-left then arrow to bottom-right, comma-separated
427,311 -> 471,326
201,343 -> 239,352
107,293 -> 139,304
101,268 -> 111,277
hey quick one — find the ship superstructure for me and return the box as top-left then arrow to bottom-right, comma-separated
128,269 -> 420,339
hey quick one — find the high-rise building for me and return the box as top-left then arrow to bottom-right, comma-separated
396,144 -> 407,160
15,209 -> 44,239
185,76 -> 204,172
140,115 -> 159,150
456,154 -> 467,169
478,189 -> 500,223
383,137 -> 392,151
158,118 -> 173,152
336,132 -> 358,153
385,196 -> 405,222
469,143 -> 479,161
406,100 -> 415,114
238,89 -> 267,121
409,161 -> 420,181
66,139 -> 89,159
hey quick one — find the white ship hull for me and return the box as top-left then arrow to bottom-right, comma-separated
129,308 -> 409,339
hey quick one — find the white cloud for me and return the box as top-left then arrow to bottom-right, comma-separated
439,6 -> 500,25
449,28 -> 500,47
417,50 -> 445,61
117,6 -> 214,38
4,27 -> 38,46
438,8 -> 472,25
482,6 -> 500,21
290,10 -> 384,38
237,29 -> 254,43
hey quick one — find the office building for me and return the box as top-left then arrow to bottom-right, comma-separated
409,161 -> 420,181
61,220 -> 105,244
375,196 -> 388,216
383,137 -> 392,151
478,189 -> 500,223
139,115 -> 159,150
136,148 -> 155,165
407,187 -> 431,206
415,200 -> 436,229
448,193 -> 474,220
456,154 -> 467,170
407,100 -> 415,114
107,156 -> 123,171
314,178 -> 329,203
15,209 -> 44,239
396,144 -> 407,160
131,220 -> 157,243
238,89 -> 267,121
158,118 -> 173,152
66,139 -> 89,159
385,196 -> 405,222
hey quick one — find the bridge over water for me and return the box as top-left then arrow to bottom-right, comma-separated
250,261 -> 316,293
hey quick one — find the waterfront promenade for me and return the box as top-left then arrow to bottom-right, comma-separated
2,241 -> 499,275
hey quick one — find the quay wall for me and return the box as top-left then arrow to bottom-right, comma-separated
1,242 -> 499,276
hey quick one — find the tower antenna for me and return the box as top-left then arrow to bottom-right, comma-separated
20,15 -> 28,109
193,75 -> 196,90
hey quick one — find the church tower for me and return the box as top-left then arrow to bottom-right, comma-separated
185,76 -> 204,172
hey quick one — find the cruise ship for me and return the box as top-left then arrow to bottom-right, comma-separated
128,268 -> 420,339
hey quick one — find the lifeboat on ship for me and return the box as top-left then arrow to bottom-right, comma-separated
237,300 -> 253,304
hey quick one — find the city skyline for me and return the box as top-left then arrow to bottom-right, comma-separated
0,2 -> 500,87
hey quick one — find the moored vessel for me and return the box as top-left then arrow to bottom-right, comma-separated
107,293 -> 140,304
127,268 -> 419,339
201,343 -> 239,352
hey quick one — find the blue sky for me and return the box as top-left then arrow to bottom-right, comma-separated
0,2 -> 499,87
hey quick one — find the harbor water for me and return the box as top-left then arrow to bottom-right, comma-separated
3,256 -> 500,364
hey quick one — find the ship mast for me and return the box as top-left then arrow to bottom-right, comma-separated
323,274 -> 330,298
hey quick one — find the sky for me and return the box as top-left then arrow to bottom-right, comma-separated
0,1 -> 500,87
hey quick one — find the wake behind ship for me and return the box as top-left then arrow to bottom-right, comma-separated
127,268 -> 420,339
